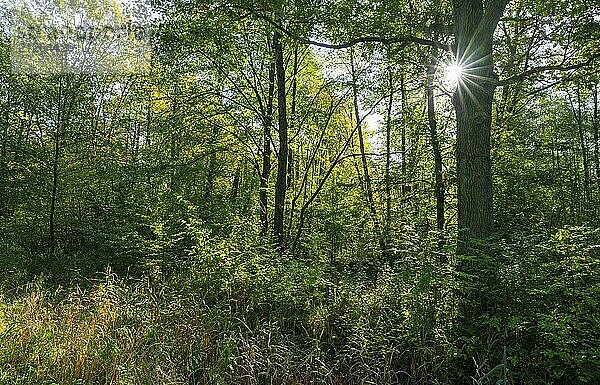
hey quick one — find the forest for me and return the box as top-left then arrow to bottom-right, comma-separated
0,0 -> 599,383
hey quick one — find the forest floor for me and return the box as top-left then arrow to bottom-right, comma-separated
1,226 -> 599,384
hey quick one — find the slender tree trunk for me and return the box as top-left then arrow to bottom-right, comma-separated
593,85 -> 599,195
50,78 -> 64,258
555,137 -> 560,170
571,144 -> 580,213
285,46 -> 299,233
49,123 -> 59,256
144,73 -> 153,187
579,91 -> 591,207
230,163 -> 241,203
145,68 -> 153,149
384,67 -> 393,249
288,46 -> 298,190
0,91 -> 9,217
294,125 -> 358,248
350,49 -> 387,256
273,31 -> 289,252
426,55 -> 446,252
570,88 -> 591,206
400,73 -> 407,180
260,56 -> 275,236
167,84 -> 181,190
204,124 -> 219,201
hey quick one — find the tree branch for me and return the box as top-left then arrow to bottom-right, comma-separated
482,0 -> 510,35
499,51 -> 600,86
238,6 -> 450,52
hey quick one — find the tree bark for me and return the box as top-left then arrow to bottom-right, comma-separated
452,0 -> 507,253
204,124 -> 220,201
49,117 -> 59,257
400,73 -> 407,179
288,46 -> 298,190
273,31 -> 289,252
385,67 -> 393,249
230,163 -> 241,203
259,53 -> 275,237
49,78 -> 64,258
451,2 -> 508,380
569,88 -> 592,207
426,55 -> 446,252
594,85 -> 599,195
0,90 -> 9,217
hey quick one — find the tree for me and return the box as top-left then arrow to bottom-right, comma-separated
452,0 -> 508,250
273,29 -> 289,251
349,48 -> 388,256
426,50 -> 446,251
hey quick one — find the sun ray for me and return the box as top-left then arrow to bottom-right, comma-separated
446,64 -> 463,83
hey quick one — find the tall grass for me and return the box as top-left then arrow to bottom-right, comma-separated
0,241 -> 454,384
1,226 -> 599,384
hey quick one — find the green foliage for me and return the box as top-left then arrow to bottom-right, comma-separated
1,0 -> 599,383
501,227 -> 600,384
0,225 -> 457,384
4,224 -> 598,384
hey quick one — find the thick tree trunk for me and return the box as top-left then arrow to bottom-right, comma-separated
273,31 -> 288,251
426,55 -> 446,251
452,0 -> 506,252
452,2 -> 507,380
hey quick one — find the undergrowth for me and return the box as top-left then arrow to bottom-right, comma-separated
0,226 -> 599,384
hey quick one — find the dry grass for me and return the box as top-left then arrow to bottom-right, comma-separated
0,274 -> 204,385
0,259 -> 452,385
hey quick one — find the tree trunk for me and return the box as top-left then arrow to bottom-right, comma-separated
384,67 -> 393,249
259,54 -> 275,236
350,49 -> 387,256
204,124 -> 219,201
285,46 -> 299,233
452,2 -> 508,380
579,90 -> 591,207
453,0 -> 506,252
0,91 -> 9,217
426,55 -> 446,252
400,73 -> 407,179
230,163 -> 241,203
288,46 -> 298,190
570,88 -> 592,207
273,31 -> 288,252
593,85 -> 599,195
49,116 -> 60,258
49,78 -> 66,258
